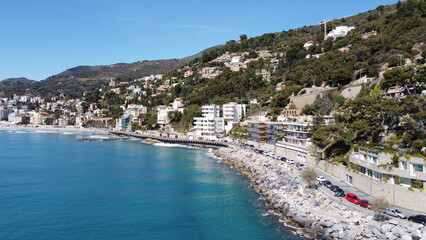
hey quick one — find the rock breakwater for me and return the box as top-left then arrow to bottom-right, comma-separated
213,147 -> 426,239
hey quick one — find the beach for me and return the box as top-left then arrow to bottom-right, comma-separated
0,125 -> 109,134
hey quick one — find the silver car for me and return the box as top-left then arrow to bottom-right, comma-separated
384,208 -> 407,219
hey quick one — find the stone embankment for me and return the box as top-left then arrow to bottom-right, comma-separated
214,147 -> 426,240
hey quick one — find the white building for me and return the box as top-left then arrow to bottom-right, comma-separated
326,26 -> 355,40
201,105 -> 220,118
223,102 -> 246,123
157,105 -> 174,125
194,105 -> 224,140
231,56 -> 242,63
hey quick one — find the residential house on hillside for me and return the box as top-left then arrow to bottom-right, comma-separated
382,85 -> 418,100
326,26 -> 355,40
303,41 -> 315,50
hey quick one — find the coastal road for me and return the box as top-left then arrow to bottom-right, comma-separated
236,144 -> 422,224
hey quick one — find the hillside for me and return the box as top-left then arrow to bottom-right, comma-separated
0,45 -> 222,97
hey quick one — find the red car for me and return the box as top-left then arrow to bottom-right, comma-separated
254,149 -> 259,152
346,193 -> 361,204
360,200 -> 371,209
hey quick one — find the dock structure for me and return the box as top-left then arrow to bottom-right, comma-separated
110,131 -> 229,147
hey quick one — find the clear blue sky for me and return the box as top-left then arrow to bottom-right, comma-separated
0,0 -> 395,81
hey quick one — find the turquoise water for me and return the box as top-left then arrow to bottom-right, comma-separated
0,130 -> 297,240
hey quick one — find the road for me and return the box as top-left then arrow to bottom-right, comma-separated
237,144 -> 423,225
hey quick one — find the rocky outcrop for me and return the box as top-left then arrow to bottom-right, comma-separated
214,147 -> 426,239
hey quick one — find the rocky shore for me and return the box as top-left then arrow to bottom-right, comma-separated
213,147 -> 426,240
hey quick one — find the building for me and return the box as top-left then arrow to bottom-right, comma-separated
247,122 -> 267,142
266,122 -> 284,144
231,56 -> 242,63
193,105 -> 224,140
201,67 -> 216,74
362,30 -> 377,39
184,70 -> 193,78
157,105 -> 174,125
0,106 -> 13,120
349,149 -> 425,188
326,26 -> 355,40
172,98 -> 185,111
303,41 -> 314,50
276,122 -> 312,162
382,85 -> 418,100
223,102 -> 246,123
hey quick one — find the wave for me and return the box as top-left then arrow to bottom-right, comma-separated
14,131 -> 28,134
86,135 -> 113,139
61,132 -> 74,135
152,142 -> 198,149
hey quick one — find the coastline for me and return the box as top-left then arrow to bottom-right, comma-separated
0,126 -> 109,134
213,147 -> 426,239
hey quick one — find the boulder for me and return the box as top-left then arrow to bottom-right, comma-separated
343,232 -> 356,240
389,219 -> 399,225
401,235 -> 412,240
331,223 -> 344,232
392,226 -> 407,237
385,231 -> 397,240
381,223 -> 394,233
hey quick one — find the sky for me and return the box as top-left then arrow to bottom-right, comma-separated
0,0 -> 396,81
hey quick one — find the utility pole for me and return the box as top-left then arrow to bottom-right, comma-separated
324,20 -> 327,40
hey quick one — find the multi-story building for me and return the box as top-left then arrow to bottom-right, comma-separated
194,105 -> 224,140
247,122 -> 267,142
0,106 -> 13,120
276,122 -> 311,161
266,122 -> 284,144
223,102 -> 246,123
157,105 -> 173,125
349,149 -> 425,188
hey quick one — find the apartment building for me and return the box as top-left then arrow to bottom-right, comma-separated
223,102 -> 246,123
266,122 -> 284,144
194,105 -> 224,140
247,122 -> 267,142
349,149 -> 425,188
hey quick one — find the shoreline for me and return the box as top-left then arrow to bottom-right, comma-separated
0,126 -> 109,134
213,147 -> 426,239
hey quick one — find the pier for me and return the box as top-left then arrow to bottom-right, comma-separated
109,131 -> 229,147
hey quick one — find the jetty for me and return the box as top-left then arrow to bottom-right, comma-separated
109,131 -> 229,147
77,137 -> 128,142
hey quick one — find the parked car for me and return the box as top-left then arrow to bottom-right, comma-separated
296,163 -> 305,170
316,176 -> 326,182
384,208 -> 407,219
249,145 -> 254,148
330,186 -> 343,193
286,159 -> 295,164
335,190 -> 345,197
408,215 -> 426,225
254,149 -> 259,152
346,193 -> 361,204
280,157 -> 287,161
323,180 -> 333,188
258,150 -> 264,154
360,200 -> 371,209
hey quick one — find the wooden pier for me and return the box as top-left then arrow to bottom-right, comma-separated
109,131 -> 229,147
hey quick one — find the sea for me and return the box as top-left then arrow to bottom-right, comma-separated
0,130 -> 299,240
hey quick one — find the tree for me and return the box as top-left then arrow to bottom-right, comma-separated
168,110 -> 183,123
371,196 -> 390,221
300,167 -> 318,187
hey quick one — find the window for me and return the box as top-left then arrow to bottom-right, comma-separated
413,164 -> 424,173
400,161 -> 407,170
